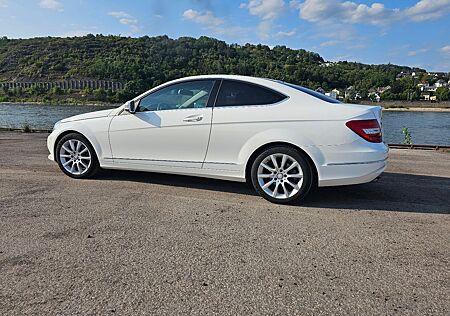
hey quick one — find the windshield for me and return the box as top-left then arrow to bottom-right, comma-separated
275,81 -> 341,104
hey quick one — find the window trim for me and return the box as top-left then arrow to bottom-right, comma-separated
213,79 -> 289,108
135,79 -> 219,113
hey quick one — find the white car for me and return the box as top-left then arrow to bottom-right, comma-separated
48,75 -> 388,204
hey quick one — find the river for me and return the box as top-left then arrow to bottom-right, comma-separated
0,103 -> 449,145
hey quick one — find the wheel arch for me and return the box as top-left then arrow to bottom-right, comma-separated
53,130 -> 99,161
245,141 -> 319,187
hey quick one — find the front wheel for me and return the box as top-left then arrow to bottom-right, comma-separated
250,146 -> 313,204
55,133 -> 99,179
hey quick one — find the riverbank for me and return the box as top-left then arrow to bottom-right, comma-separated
366,100 -> 450,111
383,107 -> 450,112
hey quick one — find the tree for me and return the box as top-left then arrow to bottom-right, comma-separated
93,88 -> 107,101
436,87 -> 450,101
0,35 -> 429,103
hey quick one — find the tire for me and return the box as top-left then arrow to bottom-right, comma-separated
250,146 -> 313,204
55,133 -> 99,179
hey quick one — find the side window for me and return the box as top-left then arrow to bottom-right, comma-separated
137,80 -> 215,112
216,80 -> 286,107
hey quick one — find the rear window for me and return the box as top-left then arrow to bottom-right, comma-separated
276,81 -> 341,104
216,80 -> 287,107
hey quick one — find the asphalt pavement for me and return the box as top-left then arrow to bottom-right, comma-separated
0,132 -> 449,315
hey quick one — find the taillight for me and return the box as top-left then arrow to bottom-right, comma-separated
346,119 -> 382,143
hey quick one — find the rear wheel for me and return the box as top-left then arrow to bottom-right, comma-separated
250,146 -> 313,204
55,133 -> 99,179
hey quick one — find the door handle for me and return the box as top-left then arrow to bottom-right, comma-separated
183,114 -> 203,122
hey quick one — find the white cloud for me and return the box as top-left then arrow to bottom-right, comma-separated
407,48 -> 429,56
183,9 -> 247,38
108,11 -> 132,19
39,0 -> 63,11
182,9 -> 224,27
119,18 -> 138,25
62,30 -> 92,37
244,0 -> 285,20
0,0 -> 8,8
441,45 -> 450,54
291,0 -> 450,26
320,40 -> 339,47
293,0 -> 396,25
405,0 -> 450,22
329,54 -> 354,62
108,11 -> 141,33
274,30 -> 296,39
240,0 -> 286,39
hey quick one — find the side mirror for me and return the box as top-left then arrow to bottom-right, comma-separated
125,100 -> 136,114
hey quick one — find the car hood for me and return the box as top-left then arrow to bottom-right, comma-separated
60,109 -> 114,123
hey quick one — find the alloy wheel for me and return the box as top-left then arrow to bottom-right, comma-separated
59,139 -> 92,175
257,153 -> 304,200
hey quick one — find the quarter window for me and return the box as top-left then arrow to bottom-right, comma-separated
276,81 -> 341,104
216,80 -> 286,107
138,80 -> 215,112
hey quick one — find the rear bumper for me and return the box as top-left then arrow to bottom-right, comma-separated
316,141 -> 388,187
318,159 -> 387,187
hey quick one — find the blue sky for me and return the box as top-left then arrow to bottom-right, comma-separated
1,0 -> 450,71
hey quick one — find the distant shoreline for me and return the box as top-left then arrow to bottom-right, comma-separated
0,101 -> 118,107
382,107 -> 450,112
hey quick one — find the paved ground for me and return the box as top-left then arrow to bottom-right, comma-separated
0,132 -> 449,316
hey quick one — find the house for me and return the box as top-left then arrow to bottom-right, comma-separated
427,72 -> 446,78
377,86 -> 391,94
396,72 -> 411,80
345,86 -> 355,98
325,88 -> 340,99
422,92 -> 437,102
368,91 -> 381,102
435,79 -> 448,88
418,82 -> 437,92
315,87 -> 325,94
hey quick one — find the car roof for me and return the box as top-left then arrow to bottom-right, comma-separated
169,74 -> 272,83
133,74 -> 335,105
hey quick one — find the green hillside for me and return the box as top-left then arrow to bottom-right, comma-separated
0,35 -> 433,103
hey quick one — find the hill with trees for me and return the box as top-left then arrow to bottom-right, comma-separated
0,34 -> 446,104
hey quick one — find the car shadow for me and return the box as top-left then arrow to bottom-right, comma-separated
304,173 -> 450,214
96,170 -> 450,214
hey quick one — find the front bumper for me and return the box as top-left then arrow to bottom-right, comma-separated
47,130 -> 57,161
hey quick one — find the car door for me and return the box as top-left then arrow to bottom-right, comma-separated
204,79 -> 287,171
109,79 -> 218,169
